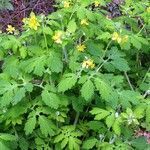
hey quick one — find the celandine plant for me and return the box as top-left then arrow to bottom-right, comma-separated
0,0 -> 150,149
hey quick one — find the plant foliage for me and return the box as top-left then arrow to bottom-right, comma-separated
0,0 -> 150,149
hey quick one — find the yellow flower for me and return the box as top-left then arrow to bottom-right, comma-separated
112,32 -> 122,43
81,19 -> 89,26
82,59 -> 95,69
76,44 -> 86,52
117,36 -> 122,43
22,18 -> 27,24
28,12 -> 40,30
146,7 -> 150,13
112,32 -> 119,41
6,25 -> 15,34
94,1 -> 100,7
0,30 -> 2,34
63,1 -> 70,8
52,31 -> 63,44
121,35 -> 128,43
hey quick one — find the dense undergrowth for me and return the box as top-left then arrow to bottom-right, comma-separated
0,0 -> 150,149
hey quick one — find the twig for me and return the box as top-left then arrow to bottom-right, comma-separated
124,72 -> 134,91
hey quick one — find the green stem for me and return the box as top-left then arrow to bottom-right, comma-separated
33,84 -> 44,89
124,72 -> 134,91
42,23 -> 48,51
141,67 -> 150,84
137,24 -> 146,35
62,46 -> 68,63
73,112 -> 80,126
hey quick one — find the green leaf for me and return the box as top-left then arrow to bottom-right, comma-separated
134,105 -> 146,119
105,113 -> 115,128
54,134 -> 64,143
111,58 -> 130,71
119,90 -> 140,108
38,115 -> 56,136
3,56 -> 19,78
24,116 -> 36,135
0,140 -> 10,150
68,137 -> 80,150
58,74 -> 78,92
146,105 -> 150,130
112,119 -> 121,135
43,26 -> 53,35
19,46 -> 27,59
0,134 -> 17,141
47,51 -> 63,73
94,78 -> 111,100
20,57 -> 46,76
24,83 -> 33,92
42,90 -> 60,109
90,108 -> 110,120
77,7 -> 86,19
130,36 -> 142,49
61,138 -> 68,149
81,80 -> 94,101
19,137 -> 29,150
72,97 -> 85,112
0,91 -> 13,107
131,137 -> 148,150
12,88 -> 26,105
67,19 -> 77,33
82,138 -> 97,149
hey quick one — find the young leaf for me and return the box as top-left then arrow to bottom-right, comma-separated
81,79 -> 94,101
24,116 -> 36,135
58,74 -> 78,92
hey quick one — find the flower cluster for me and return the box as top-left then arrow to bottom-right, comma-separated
76,44 -> 86,52
82,59 -> 95,69
52,31 -> 64,44
112,32 -> 128,44
23,12 -> 40,30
